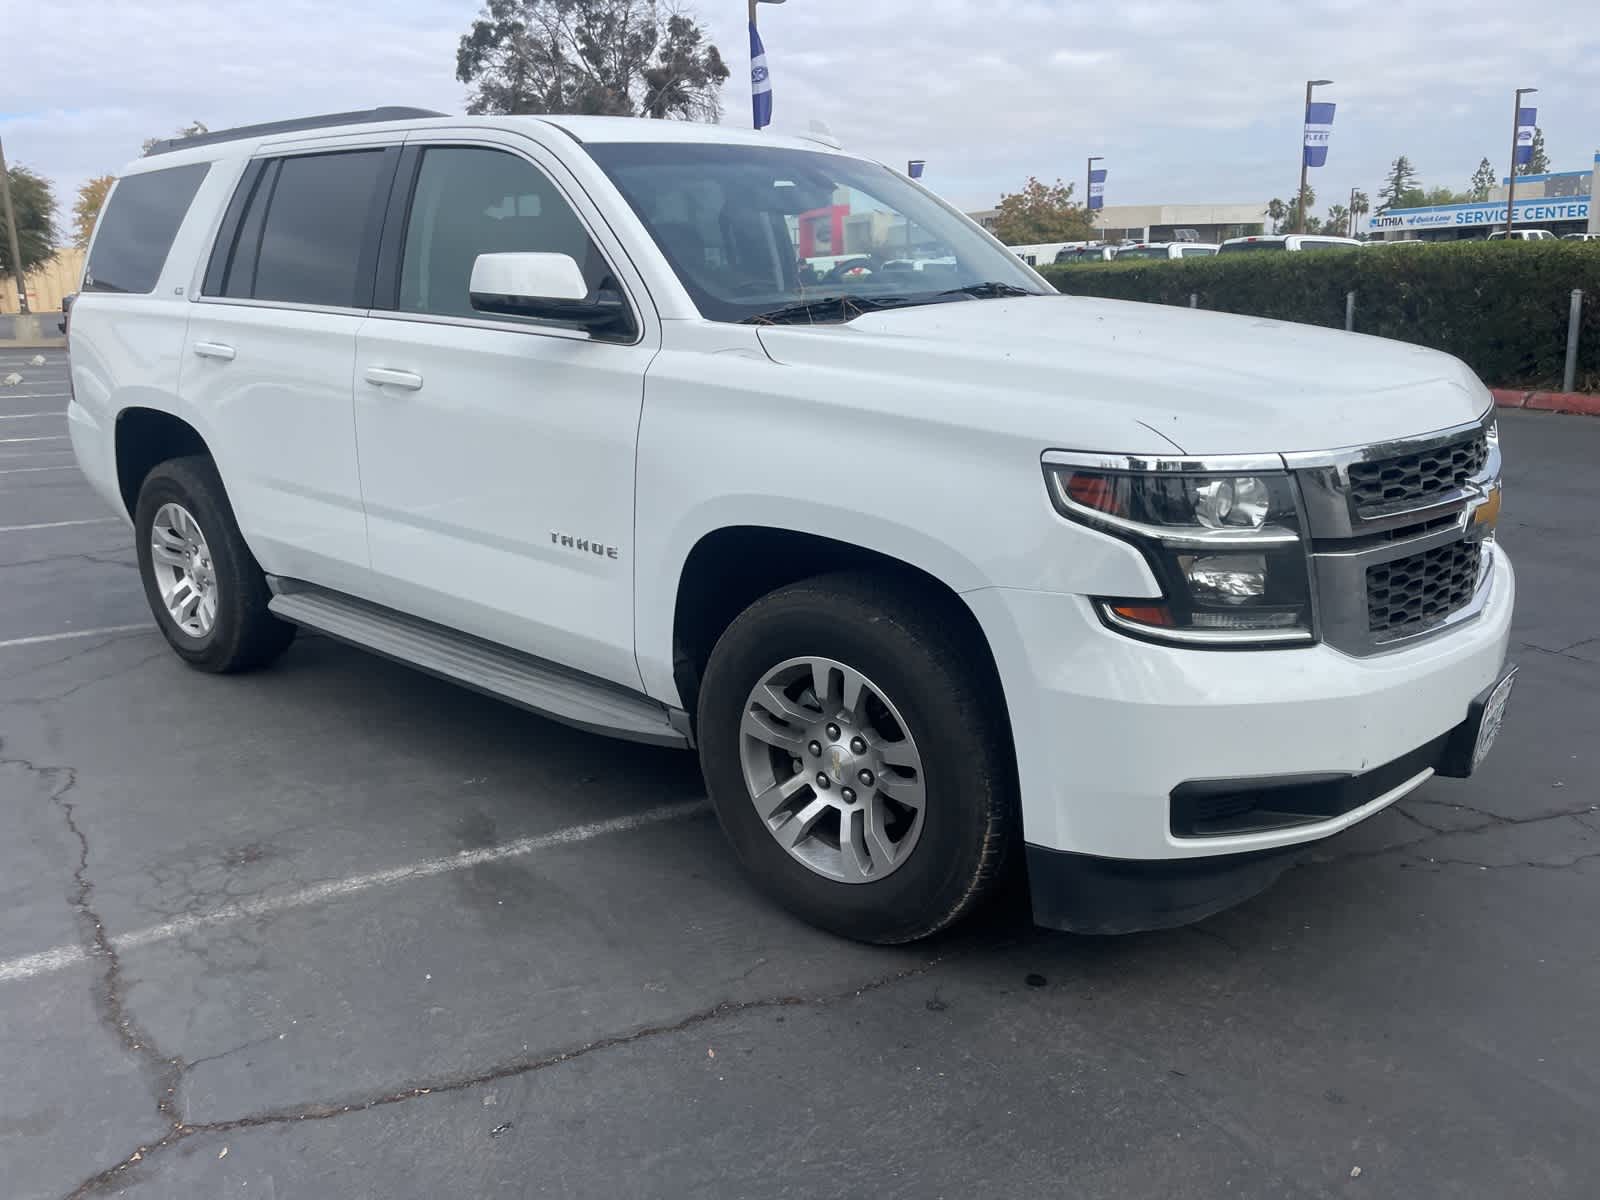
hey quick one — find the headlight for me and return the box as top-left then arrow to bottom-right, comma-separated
1045,459 -> 1314,647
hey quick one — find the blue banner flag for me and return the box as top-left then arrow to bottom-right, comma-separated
908,160 -> 926,179
750,22 -> 773,130
1088,168 -> 1107,211
1303,101 -> 1336,168
1515,107 -> 1538,165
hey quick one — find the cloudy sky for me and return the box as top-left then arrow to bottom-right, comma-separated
5,0 -> 1598,228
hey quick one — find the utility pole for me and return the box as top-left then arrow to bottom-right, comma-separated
1506,87 -> 1538,238
1349,186 -> 1358,238
1297,79 -> 1333,235
0,135 -> 30,314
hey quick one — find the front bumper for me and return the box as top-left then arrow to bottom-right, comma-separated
964,547 -> 1515,869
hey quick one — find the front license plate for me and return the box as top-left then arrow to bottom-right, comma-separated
1472,669 -> 1517,768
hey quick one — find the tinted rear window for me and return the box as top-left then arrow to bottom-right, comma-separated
220,150 -> 386,307
1218,240 -> 1285,253
82,163 -> 210,294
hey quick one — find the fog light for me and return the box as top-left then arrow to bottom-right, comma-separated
1181,554 -> 1267,604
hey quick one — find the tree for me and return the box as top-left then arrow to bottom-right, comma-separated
0,163 -> 59,278
1349,189 -> 1370,237
1325,203 -> 1349,237
456,0 -> 729,122
1377,156 -> 1420,212
1469,157 -> 1498,202
142,121 -> 209,155
1517,127 -> 1550,176
1422,185 -> 1467,206
1267,186 -> 1316,234
990,176 -> 1094,244
72,175 -> 115,249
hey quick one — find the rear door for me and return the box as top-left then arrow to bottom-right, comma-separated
183,140 -> 398,593
350,131 -> 658,688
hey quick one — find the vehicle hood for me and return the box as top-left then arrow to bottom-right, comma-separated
754,295 -> 1491,455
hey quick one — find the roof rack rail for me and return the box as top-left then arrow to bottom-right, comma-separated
142,107 -> 447,157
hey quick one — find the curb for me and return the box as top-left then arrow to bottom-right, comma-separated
1490,388 -> 1600,417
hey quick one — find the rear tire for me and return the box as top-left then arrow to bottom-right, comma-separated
134,455 -> 295,673
697,570 -> 1015,944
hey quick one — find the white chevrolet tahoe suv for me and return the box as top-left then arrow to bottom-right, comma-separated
69,108 -> 1516,944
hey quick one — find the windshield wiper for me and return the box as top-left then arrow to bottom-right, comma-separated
936,281 -> 1037,300
741,294 -> 923,325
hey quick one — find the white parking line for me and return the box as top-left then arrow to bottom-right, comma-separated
0,435 -> 69,444
0,413 -> 66,421
0,393 -> 71,399
0,465 -> 78,475
0,801 -> 706,984
0,624 -> 150,651
0,518 -> 121,533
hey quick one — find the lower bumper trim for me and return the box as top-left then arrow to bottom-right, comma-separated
1025,842 -> 1303,936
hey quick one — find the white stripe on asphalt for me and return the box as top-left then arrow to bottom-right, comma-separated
0,465 -> 78,475
0,801 -> 706,984
0,413 -> 66,420
0,393 -> 71,399
0,624 -> 150,650
0,518 -> 121,533
0,435 -> 69,444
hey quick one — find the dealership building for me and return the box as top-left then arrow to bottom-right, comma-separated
967,201 -> 1269,246
1366,154 -> 1598,240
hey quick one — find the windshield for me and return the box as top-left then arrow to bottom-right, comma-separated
1218,240 -> 1285,253
1113,246 -> 1170,260
586,142 -> 1049,323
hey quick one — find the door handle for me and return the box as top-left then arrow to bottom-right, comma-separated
364,367 -> 424,391
192,341 -> 236,361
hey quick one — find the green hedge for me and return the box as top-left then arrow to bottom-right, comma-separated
1041,241 -> 1600,392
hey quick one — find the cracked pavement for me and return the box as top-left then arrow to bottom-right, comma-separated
1,353 -> 1597,1199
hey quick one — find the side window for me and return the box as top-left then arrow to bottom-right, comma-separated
397,146 -> 610,322
82,163 -> 210,294
218,150 -> 387,307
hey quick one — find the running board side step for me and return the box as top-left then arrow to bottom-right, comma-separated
267,582 -> 690,749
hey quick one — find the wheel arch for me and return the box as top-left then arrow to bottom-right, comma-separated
114,406 -> 212,519
668,524 -> 1010,736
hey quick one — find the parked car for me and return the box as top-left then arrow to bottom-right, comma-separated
1053,244 -> 1117,265
1219,234 -> 1363,253
1560,233 -> 1599,242
68,109 -> 1516,944
1487,229 -> 1556,241
1111,242 -> 1220,261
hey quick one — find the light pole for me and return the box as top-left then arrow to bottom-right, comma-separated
1086,155 -> 1103,239
0,135 -> 28,315
1297,79 -> 1333,235
1349,186 -> 1358,238
749,0 -> 785,131
1505,87 -> 1538,238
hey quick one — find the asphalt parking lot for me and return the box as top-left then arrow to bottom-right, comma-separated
2,346 -> 1598,1199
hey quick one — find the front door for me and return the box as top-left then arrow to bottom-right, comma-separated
352,138 -> 656,689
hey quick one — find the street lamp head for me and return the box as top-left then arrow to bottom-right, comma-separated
1309,79 -> 1333,87
1517,86 -> 1538,95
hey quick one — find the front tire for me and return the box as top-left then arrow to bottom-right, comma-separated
697,571 -> 1016,944
134,455 -> 295,673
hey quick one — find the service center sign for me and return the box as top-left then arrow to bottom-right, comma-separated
1369,197 -> 1591,232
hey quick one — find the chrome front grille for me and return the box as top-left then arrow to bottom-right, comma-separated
1367,539 -> 1482,637
1284,414 -> 1500,656
1346,431 -> 1489,517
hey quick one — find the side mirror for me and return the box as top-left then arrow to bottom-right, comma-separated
468,252 -> 633,338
